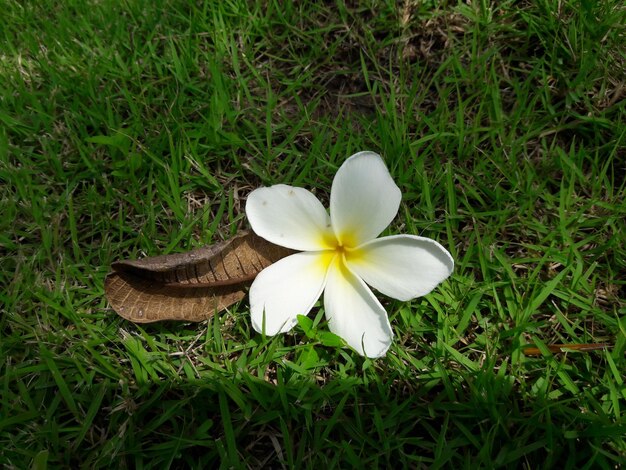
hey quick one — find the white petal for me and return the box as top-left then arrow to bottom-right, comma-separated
246,185 -> 335,251
249,251 -> 331,335
346,235 -> 454,301
323,257 -> 393,357
330,152 -> 401,247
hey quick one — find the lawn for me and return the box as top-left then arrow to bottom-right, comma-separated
1,0 -> 625,467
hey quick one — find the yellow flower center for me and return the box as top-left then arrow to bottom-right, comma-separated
316,229 -> 365,274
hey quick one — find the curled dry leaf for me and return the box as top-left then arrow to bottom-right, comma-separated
105,231 -> 294,323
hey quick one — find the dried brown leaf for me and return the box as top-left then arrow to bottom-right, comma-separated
105,231 -> 293,323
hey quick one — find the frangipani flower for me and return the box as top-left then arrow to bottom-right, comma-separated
246,151 -> 454,357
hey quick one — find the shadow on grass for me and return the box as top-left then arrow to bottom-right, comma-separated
3,349 -> 623,468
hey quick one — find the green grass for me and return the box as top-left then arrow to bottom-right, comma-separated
2,0 -> 626,467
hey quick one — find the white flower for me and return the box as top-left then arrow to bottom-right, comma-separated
245,151 -> 454,358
